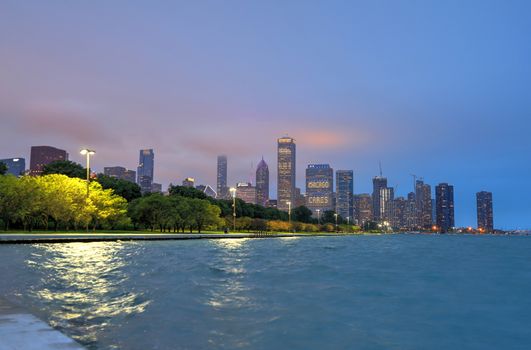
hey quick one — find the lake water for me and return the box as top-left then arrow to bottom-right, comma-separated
0,235 -> 530,350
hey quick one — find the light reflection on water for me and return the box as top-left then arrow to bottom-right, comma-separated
26,242 -> 150,348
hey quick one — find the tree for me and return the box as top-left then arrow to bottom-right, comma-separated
96,174 -> 142,202
0,162 -> 7,175
293,206 -> 313,223
188,198 -> 221,233
42,160 -> 86,179
168,185 -> 207,199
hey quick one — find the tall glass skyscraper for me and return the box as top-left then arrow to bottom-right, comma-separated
306,164 -> 334,214
476,191 -> 494,232
415,180 -> 433,229
0,158 -> 25,176
137,149 -> 154,193
277,137 -> 296,211
217,155 -> 228,199
255,157 -> 269,206
372,176 -> 387,222
436,183 -> 455,233
336,170 -> 353,219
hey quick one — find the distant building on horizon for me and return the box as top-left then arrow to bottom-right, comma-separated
336,170 -> 353,220
392,197 -> 407,229
477,191 -> 494,232
0,157 -> 25,176
294,187 -> 306,208
353,194 -> 372,226
196,184 -> 217,198
236,182 -> 257,204
416,180 -> 433,229
380,187 -> 394,224
137,149 -> 154,193
277,136 -> 296,211
436,183 -> 455,233
305,164 -> 334,215
372,176 -> 387,222
255,157 -> 269,206
151,183 -> 162,193
29,146 -> 68,176
405,192 -> 417,229
182,177 -> 195,187
104,166 -> 136,183
217,155 -> 228,199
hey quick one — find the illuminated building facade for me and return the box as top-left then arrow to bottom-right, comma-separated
476,191 -> 494,232
416,180 -> 433,229
436,183 -> 455,232
236,182 -> 257,204
372,176 -> 387,222
182,177 -> 195,187
137,149 -> 154,193
255,157 -> 269,206
353,194 -> 372,226
392,197 -> 407,229
0,157 -> 25,176
380,187 -> 394,224
217,155 -> 228,199
305,164 -> 334,215
336,170 -> 353,219
277,136 -> 296,211
29,146 -> 68,176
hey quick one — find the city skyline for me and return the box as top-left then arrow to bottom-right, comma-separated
1,1 -> 531,229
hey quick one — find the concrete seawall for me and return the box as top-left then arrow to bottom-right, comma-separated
0,297 -> 85,350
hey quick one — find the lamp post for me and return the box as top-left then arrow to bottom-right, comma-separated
230,187 -> 236,232
316,209 -> 321,226
287,201 -> 291,232
80,149 -> 95,198
334,213 -> 338,232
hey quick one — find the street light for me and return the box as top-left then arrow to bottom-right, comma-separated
334,213 -> 338,232
316,209 -> 321,226
287,201 -> 292,232
80,149 -> 95,197
229,187 -> 236,232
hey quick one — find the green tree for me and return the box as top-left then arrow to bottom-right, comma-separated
168,185 -> 207,199
188,198 -> 221,233
0,175 -> 24,230
293,206 -> 313,223
42,160 -> 86,179
0,162 -> 7,175
96,174 -> 142,202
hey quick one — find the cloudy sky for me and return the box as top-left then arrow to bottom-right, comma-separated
1,1 -> 531,229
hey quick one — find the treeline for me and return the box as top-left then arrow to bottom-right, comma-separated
0,174 -> 128,230
0,160 -> 364,233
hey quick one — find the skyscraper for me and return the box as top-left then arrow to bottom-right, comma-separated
336,170 -> 353,220
182,177 -> 195,187
477,191 -> 494,232
277,136 -> 296,211
29,146 -> 68,176
137,149 -> 154,193
0,158 -> 25,176
392,197 -> 407,229
353,194 -> 372,226
415,180 -> 433,229
217,155 -> 228,199
255,157 -> 269,206
380,187 -> 394,224
236,182 -> 257,204
372,176 -> 387,222
404,192 -> 417,229
435,183 -> 455,233
305,164 -> 334,215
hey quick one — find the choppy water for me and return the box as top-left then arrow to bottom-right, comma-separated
1,235 -> 530,350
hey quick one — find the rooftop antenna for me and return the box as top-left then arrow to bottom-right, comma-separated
379,161 -> 383,177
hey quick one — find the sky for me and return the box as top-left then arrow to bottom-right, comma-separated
1,1 -> 531,229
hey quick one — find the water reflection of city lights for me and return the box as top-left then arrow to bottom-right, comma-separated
211,238 -> 250,249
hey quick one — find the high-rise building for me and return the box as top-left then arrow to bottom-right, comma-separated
0,158 -> 26,176
336,170 -> 353,220
404,192 -> 417,229
151,183 -> 162,193
294,187 -> 306,208
277,136 -> 296,211
217,155 -> 228,199
104,166 -> 136,183
236,182 -> 257,204
372,176 -> 388,222
380,187 -> 394,224
392,197 -> 407,230
305,164 -> 334,215
196,185 -> 217,198
182,177 -> 195,187
29,146 -> 68,176
435,183 -> 455,233
137,149 -> 154,193
477,191 -> 494,232
415,180 -> 433,229
353,194 -> 372,226
255,157 -> 269,206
